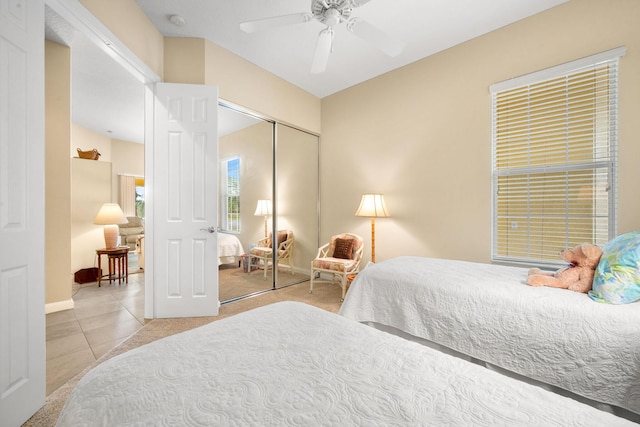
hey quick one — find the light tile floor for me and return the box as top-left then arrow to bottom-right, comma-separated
45,263 -> 146,396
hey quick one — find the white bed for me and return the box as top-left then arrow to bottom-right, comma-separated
339,256 -> 640,419
218,232 -> 245,266
56,302 -> 633,426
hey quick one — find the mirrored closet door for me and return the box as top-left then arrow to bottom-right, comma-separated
217,105 -> 274,302
273,123 -> 319,289
217,104 -> 319,302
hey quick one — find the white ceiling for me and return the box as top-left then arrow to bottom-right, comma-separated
46,0 -> 568,144
72,33 -> 146,143
135,0 -> 568,98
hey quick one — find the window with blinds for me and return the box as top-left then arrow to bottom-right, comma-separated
491,48 -> 625,266
220,156 -> 240,233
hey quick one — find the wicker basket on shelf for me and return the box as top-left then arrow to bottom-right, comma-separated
77,148 -> 101,160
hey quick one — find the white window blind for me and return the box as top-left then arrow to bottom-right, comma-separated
491,47 -> 625,266
220,156 -> 240,232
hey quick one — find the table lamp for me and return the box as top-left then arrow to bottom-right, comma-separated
254,199 -> 272,238
94,203 -> 128,249
355,194 -> 390,263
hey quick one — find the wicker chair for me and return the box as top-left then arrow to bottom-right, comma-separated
249,230 -> 295,280
309,233 -> 364,301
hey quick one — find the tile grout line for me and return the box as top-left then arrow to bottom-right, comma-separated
46,274 -> 146,395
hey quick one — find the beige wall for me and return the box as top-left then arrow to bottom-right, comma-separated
70,158 -> 112,274
111,139 -> 144,203
45,41 -> 72,308
163,37 -> 321,134
68,126 -> 118,279
204,41 -> 321,134
163,37 -> 205,85
320,0 -> 640,264
79,0 -> 164,77
69,126 -> 112,276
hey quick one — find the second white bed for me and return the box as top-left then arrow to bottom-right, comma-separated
339,256 -> 640,418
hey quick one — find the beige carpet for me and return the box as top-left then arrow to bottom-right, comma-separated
218,264 -> 310,302
24,280 -> 343,426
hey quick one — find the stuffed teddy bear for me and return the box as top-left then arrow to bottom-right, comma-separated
526,243 -> 603,293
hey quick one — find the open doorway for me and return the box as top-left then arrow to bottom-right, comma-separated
44,2 -> 148,290
44,3 -> 149,394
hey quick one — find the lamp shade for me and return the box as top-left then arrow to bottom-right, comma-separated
355,194 -> 390,218
94,203 -> 128,225
254,199 -> 272,216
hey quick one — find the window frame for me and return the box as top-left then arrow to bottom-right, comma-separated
490,47 -> 625,267
220,156 -> 241,233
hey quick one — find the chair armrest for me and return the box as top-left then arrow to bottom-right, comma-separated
257,237 -> 270,247
278,238 -> 293,250
277,239 -> 294,260
316,242 -> 330,258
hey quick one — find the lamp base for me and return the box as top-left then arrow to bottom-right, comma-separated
103,224 -> 119,249
264,215 -> 268,238
370,217 -> 376,263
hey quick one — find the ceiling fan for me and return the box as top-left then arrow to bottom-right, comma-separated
240,0 -> 404,73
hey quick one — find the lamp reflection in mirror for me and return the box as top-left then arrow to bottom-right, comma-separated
355,194 -> 389,263
94,203 -> 128,249
254,199 -> 272,238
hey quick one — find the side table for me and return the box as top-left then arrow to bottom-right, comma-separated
96,247 -> 129,286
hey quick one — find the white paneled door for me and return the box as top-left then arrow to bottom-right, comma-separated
151,83 -> 219,318
0,0 -> 46,425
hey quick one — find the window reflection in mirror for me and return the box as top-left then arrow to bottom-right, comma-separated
218,105 -> 273,302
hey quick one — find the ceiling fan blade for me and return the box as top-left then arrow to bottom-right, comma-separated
310,28 -> 334,74
348,19 -> 404,57
240,13 -> 312,33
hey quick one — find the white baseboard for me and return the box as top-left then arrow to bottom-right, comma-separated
45,298 -> 75,314
292,265 -> 309,276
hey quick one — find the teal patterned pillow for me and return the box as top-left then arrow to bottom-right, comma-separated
589,232 -> 640,304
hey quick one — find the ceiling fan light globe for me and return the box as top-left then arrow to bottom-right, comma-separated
323,8 -> 342,27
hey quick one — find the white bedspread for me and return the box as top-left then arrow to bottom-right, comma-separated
339,256 -> 640,416
57,302 -> 634,426
218,232 -> 244,265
